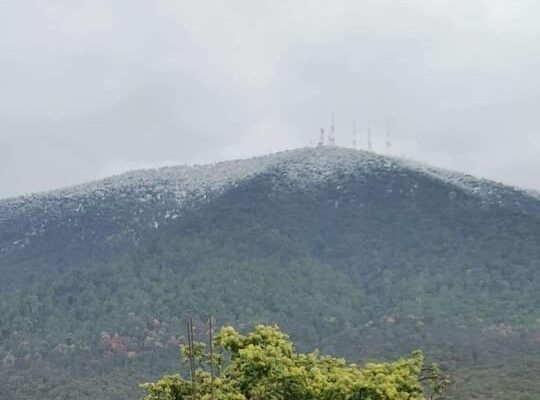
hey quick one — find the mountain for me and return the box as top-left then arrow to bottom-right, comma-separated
1,147 -> 539,400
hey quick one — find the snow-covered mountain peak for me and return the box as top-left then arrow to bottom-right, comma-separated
1,146 -> 539,262
1,146 -> 538,217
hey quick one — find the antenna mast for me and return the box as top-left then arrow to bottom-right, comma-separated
367,124 -> 373,152
318,128 -> 325,147
329,113 -> 336,146
352,122 -> 357,149
385,126 -> 392,155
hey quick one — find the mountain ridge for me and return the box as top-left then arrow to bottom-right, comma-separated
2,146 -> 538,205
2,146 -> 539,257
1,146 -> 540,399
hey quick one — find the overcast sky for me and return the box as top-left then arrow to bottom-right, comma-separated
1,0 -> 539,199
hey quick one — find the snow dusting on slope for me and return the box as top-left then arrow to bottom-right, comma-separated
1,146 -> 539,255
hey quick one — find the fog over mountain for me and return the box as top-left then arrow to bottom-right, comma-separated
1,0 -> 540,199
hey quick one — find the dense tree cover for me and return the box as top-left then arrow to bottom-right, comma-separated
142,324 -> 449,400
0,151 -> 539,399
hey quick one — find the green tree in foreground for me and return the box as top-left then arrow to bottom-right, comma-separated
142,324 -> 449,400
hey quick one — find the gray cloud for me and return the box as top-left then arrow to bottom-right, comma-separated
1,0 -> 539,198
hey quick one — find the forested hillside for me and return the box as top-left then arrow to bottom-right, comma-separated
1,147 -> 539,399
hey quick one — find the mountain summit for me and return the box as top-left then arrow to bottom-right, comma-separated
1,147 -> 538,270
1,147 -> 540,399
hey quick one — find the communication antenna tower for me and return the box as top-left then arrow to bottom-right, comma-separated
328,113 -> 336,146
385,127 -> 392,154
318,128 -> 325,147
367,125 -> 373,152
352,122 -> 357,149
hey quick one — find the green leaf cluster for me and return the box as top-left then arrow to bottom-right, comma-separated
142,325 -> 446,400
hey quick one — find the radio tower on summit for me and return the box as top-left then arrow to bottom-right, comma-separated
318,127 -> 325,147
328,113 -> 336,146
385,126 -> 392,154
367,125 -> 373,151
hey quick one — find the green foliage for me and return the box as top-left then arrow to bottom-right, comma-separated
142,325 -> 448,400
